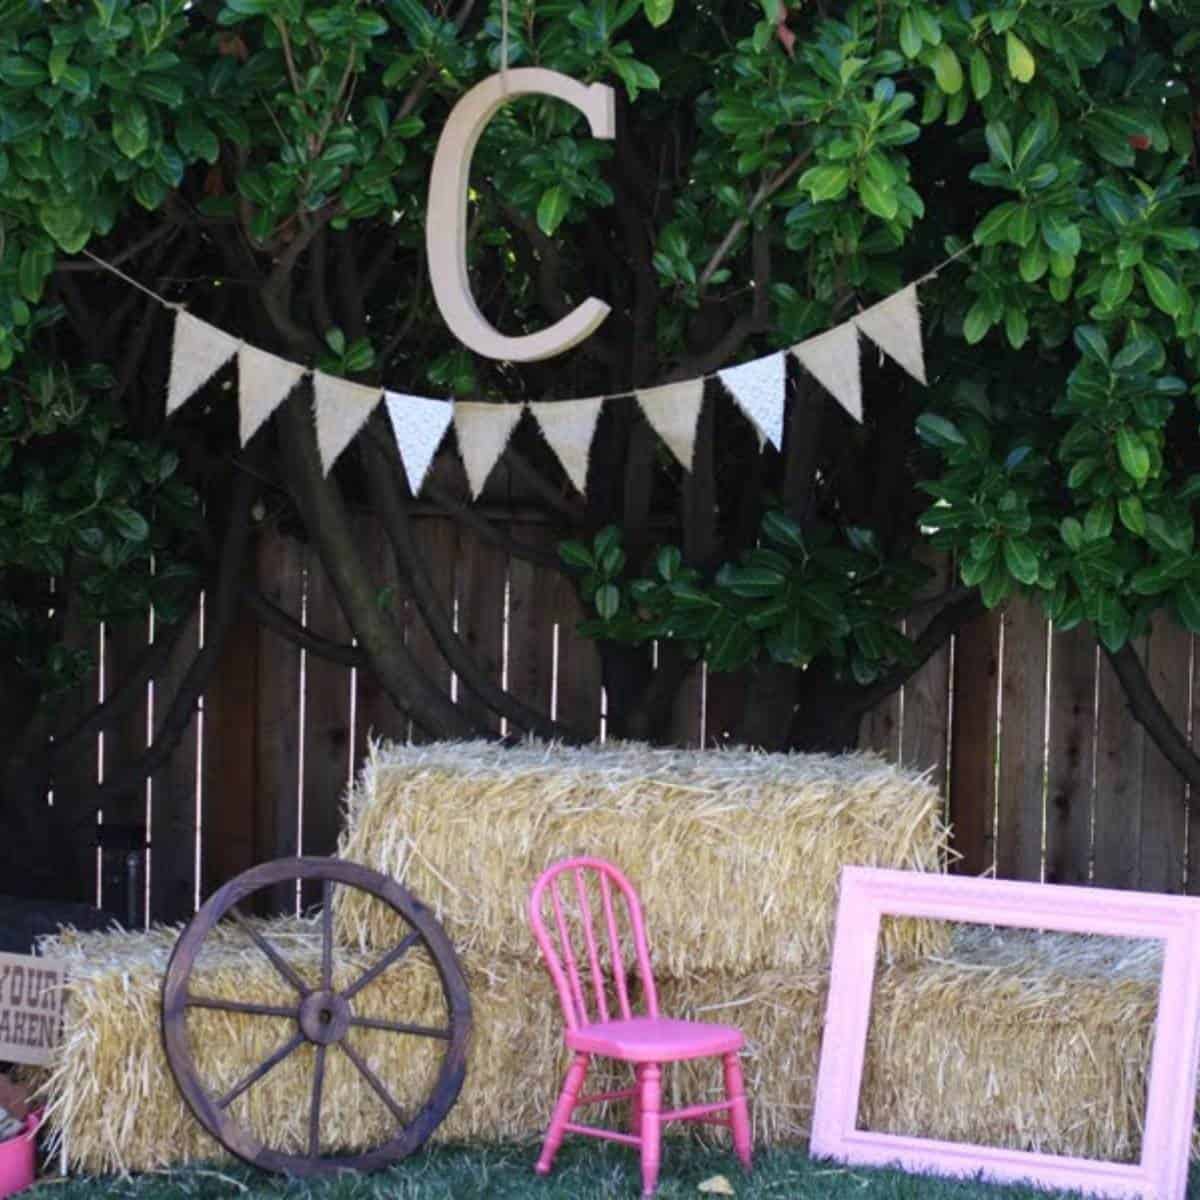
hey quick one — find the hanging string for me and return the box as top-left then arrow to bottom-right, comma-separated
81,249 -> 183,310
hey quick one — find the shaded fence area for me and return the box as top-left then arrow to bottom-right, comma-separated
49,521 -> 1200,924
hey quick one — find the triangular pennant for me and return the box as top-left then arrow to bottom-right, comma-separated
634,378 -> 705,471
166,311 -> 241,415
791,322 -> 863,422
528,397 -> 603,495
855,283 -> 926,385
237,345 -> 308,445
717,352 -> 787,449
312,372 -> 382,475
453,401 -> 524,499
384,392 -> 454,496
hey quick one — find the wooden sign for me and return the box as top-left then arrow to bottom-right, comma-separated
426,68 -> 615,362
0,953 -> 69,1066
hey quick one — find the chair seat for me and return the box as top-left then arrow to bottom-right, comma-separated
565,1016 -> 745,1063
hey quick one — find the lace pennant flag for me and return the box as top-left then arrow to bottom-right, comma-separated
718,352 -> 787,449
634,378 -> 705,471
237,345 -> 308,445
791,322 -> 863,422
453,401 -> 524,499
854,283 -> 926,385
384,392 -> 454,496
528,397 -> 603,495
166,311 -> 241,415
312,372 -> 382,475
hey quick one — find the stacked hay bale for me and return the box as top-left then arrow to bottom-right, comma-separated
30,739 -> 1174,1172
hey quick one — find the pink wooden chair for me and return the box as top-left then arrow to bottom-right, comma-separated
528,856 -> 752,1197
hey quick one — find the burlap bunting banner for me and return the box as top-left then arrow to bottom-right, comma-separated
312,372 -> 383,474
453,401 -> 524,499
160,274 -> 931,477
528,397 -> 604,495
634,378 -> 705,471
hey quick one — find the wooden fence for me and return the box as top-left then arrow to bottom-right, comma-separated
49,517 -> 1200,924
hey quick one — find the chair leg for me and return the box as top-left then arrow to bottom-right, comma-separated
630,1064 -> 642,1137
536,1052 -> 589,1176
723,1051 -> 752,1170
639,1062 -> 662,1198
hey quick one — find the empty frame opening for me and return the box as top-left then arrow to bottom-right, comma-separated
858,919 -> 1163,1164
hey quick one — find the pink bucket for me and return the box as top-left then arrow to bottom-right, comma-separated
0,1112 -> 39,1198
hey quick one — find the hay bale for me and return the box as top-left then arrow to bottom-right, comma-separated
861,925 -> 1162,1164
34,921 -> 453,1174
32,920 -> 1177,1173
336,739 -> 951,975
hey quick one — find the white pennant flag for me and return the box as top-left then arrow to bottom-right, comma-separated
855,283 -> 926,385
166,311 -> 241,415
385,392 -> 454,496
635,378 -> 705,471
312,372 -> 382,475
528,397 -> 603,495
453,401 -> 524,499
791,322 -> 863,422
718,351 -> 787,449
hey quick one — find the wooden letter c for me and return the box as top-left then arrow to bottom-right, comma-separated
426,68 -> 615,363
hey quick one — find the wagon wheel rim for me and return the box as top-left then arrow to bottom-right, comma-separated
161,857 -> 471,1177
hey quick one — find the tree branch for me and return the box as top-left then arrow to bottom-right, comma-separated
361,417 -> 582,742
698,149 -> 810,290
276,393 -> 478,739
423,480 -> 569,570
1103,638 -> 1200,793
246,586 -> 367,667
84,457 -> 260,806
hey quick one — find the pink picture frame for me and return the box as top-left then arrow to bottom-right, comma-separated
812,866 -> 1200,1200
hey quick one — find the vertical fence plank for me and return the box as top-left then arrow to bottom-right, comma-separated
1043,624 -> 1097,885
859,689 -> 900,762
98,618 -> 152,923
406,517 -> 456,743
1092,637 -> 1146,888
900,550 -> 952,788
455,527 -> 507,736
255,530 -> 305,912
994,597 -> 1049,882
1138,617 -> 1189,892
149,607 -> 202,923
506,526 -> 556,725
948,608 -> 1001,876
301,556 -> 353,903
50,611 -> 102,906
670,661 -> 705,748
553,571 -> 602,741
201,603 -> 259,899
704,669 -> 748,748
352,516 -> 410,763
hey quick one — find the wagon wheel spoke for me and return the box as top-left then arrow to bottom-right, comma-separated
320,878 -> 334,992
308,1043 -> 327,1159
231,907 -> 310,995
186,994 -> 299,1020
341,929 -> 422,1002
217,1030 -> 306,1110
339,1039 -> 407,1126
349,1016 -> 450,1039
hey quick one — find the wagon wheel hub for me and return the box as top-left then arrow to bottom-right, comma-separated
299,990 -> 351,1046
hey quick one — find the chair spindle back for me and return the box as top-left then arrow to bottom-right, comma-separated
528,856 -> 659,1029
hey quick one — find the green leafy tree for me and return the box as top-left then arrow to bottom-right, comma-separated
2,0 -> 1200,896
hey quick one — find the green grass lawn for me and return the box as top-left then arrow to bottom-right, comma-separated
22,1142 -> 1200,1199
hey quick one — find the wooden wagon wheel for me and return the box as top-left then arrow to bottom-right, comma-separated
162,857 -> 471,1176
